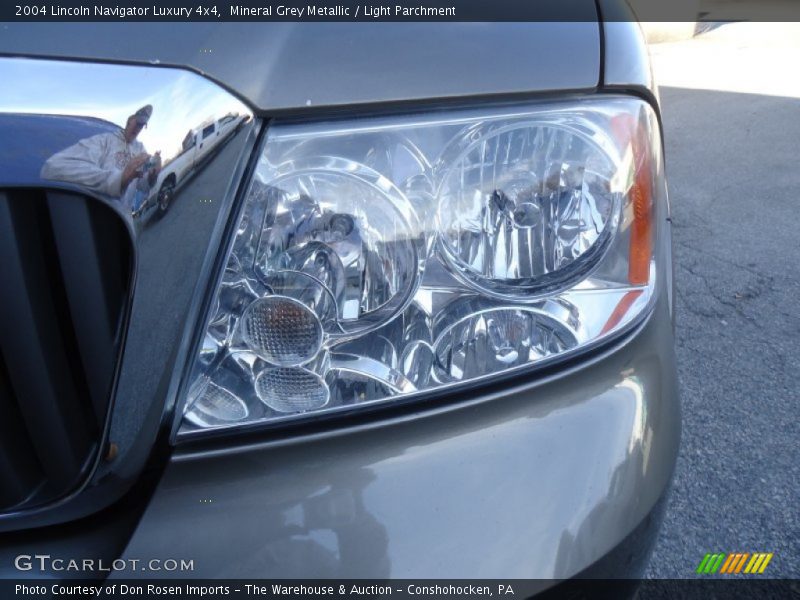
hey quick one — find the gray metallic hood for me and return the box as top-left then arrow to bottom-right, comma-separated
0,21 -> 601,112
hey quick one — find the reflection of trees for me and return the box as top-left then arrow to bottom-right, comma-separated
550,412 -> 654,581
230,467 -> 389,578
147,458 -> 390,578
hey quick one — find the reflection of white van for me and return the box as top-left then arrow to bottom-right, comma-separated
149,112 -> 246,213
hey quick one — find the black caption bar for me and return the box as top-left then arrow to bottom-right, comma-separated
4,580 -> 800,600
3,0 -> 595,22
4,0 -> 800,22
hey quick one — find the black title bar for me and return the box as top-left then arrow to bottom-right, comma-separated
4,0 -> 800,22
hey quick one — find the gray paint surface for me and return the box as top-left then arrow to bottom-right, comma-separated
0,22 -> 601,111
603,22 -> 655,93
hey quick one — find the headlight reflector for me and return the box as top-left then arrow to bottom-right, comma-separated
257,158 -> 423,336
432,302 -> 579,383
177,97 -> 662,436
437,122 -> 619,297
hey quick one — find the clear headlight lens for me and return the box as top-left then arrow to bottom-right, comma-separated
437,122 -> 618,296
178,97 -> 662,436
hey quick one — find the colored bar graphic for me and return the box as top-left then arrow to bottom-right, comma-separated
703,554 -> 719,574
750,554 -> 766,573
734,553 -> 749,573
700,552 -> 773,575
696,554 -> 712,574
710,554 -> 725,573
719,554 -> 736,574
758,553 -> 773,573
744,554 -> 759,573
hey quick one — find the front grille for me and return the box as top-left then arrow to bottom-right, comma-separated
0,189 -> 132,512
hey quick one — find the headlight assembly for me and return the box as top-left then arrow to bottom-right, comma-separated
177,96 -> 663,436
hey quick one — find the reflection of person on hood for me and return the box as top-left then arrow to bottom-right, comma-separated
41,105 -> 160,201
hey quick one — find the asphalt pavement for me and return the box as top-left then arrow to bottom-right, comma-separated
643,24 -> 800,578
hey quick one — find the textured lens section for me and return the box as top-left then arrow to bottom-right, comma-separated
241,296 -> 323,366
256,368 -> 330,413
256,162 -> 420,335
438,124 -> 619,296
185,381 -> 249,427
326,370 -> 397,407
434,307 -> 578,382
